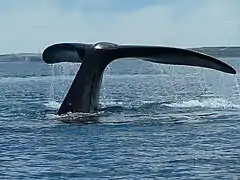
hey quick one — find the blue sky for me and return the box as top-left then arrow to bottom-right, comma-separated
0,0 -> 239,54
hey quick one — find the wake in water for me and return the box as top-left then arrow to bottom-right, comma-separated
40,58 -> 240,124
44,97 -> 240,124
44,97 -> 240,111
44,100 -> 102,123
164,98 -> 240,109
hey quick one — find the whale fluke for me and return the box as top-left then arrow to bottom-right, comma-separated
42,42 -> 236,115
42,43 -> 91,64
43,42 -> 236,74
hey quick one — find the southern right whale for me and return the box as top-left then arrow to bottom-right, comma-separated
42,42 -> 236,115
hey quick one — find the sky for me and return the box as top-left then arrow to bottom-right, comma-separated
0,0 -> 239,54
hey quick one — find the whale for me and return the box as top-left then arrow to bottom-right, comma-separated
42,42 -> 236,115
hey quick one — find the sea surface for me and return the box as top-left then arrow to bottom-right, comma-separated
0,57 -> 239,179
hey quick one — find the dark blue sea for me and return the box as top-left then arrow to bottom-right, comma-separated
0,56 -> 239,179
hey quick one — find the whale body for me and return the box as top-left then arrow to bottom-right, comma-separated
42,42 -> 236,115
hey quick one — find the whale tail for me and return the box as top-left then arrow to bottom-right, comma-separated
42,42 -> 236,115
43,42 -> 236,74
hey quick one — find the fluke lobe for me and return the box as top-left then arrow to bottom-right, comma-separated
42,42 -> 236,115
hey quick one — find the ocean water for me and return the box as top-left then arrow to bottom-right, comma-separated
0,57 -> 239,179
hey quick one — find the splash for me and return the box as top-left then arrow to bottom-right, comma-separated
44,101 -> 61,109
164,98 -> 240,109
46,111 -> 101,124
49,62 -> 80,99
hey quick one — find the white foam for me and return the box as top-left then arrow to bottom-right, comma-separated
100,100 -> 124,107
46,111 -> 101,124
46,113 -> 60,119
164,98 -> 240,109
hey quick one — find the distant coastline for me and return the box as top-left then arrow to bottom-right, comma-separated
0,46 -> 239,62
0,53 -> 42,62
189,47 -> 240,58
